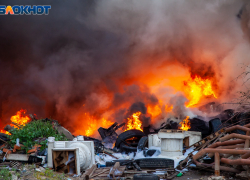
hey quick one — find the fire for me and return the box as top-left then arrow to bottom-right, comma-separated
83,113 -> 113,137
165,105 -> 173,112
10,109 -> 31,128
0,130 -> 10,135
147,105 -> 162,117
184,76 -> 217,107
125,112 -> 143,132
179,116 -> 191,131
0,109 -> 30,135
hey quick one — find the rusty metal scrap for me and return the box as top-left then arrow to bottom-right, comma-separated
191,123 -> 250,177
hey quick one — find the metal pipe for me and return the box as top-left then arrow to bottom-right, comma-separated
241,152 -> 250,159
225,125 -> 250,133
221,158 -> 250,165
214,152 -> 220,176
208,139 -> 245,148
216,144 -> 244,149
193,160 -> 241,173
208,144 -> 244,157
244,123 -> 250,128
245,131 -> 250,148
220,133 -> 250,142
193,148 -> 250,160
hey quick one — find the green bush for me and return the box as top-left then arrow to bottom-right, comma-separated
8,120 -> 68,152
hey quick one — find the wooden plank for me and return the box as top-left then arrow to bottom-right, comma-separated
67,151 -> 70,174
52,151 -> 58,170
103,152 -> 119,159
109,162 -> 120,178
124,170 -> 147,174
90,169 -> 110,178
73,149 -> 76,174
89,165 -> 97,178
0,137 -> 7,143
115,166 -> 126,176
82,164 -> 97,180
52,150 -> 68,173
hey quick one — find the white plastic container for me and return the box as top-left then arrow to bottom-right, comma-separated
47,137 -> 95,171
47,137 -> 55,168
148,134 -> 161,148
48,137 -> 55,142
77,136 -> 84,141
54,141 -> 66,148
184,131 -> 201,146
158,130 -> 184,156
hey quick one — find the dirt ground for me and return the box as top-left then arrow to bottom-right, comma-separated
8,165 -> 247,180
172,169 -> 243,180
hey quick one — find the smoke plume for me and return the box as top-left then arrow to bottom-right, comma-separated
0,0 -> 250,135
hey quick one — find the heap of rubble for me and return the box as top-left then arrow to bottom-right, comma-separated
1,109 -> 250,180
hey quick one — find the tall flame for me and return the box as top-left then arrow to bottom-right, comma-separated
0,109 -> 30,135
83,113 -> 113,137
184,76 -> 217,107
179,116 -> 191,131
10,109 -> 31,128
125,112 -> 143,132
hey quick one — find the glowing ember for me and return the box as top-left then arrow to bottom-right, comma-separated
179,116 -> 191,131
10,109 -> 31,128
184,76 -> 217,107
0,130 -> 10,135
125,112 -> 143,132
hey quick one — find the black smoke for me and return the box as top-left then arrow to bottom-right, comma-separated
0,0 -> 247,133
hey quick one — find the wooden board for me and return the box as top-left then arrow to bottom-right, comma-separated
84,166 -> 126,180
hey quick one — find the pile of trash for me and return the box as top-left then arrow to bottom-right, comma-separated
1,110 -> 250,179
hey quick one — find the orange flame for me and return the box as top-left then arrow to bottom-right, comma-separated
147,105 -> 162,117
125,112 -> 143,132
10,109 -> 31,128
84,113 -> 113,137
165,105 -> 173,112
179,116 -> 191,131
0,130 -> 10,135
184,76 -> 217,107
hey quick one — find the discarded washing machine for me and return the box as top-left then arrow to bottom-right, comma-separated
148,129 -> 201,149
148,129 -> 201,167
47,136 -> 95,175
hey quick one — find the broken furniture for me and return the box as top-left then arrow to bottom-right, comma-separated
52,148 -> 80,175
47,135 -> 95,175
98,122 -> 125,140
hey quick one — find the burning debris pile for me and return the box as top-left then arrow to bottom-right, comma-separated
2,0 -> 250,179
2,106 -> 250,179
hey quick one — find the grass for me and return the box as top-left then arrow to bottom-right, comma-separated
34,168 -> 66,180
0,168 -> 12,180
1,164 -> 67,180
